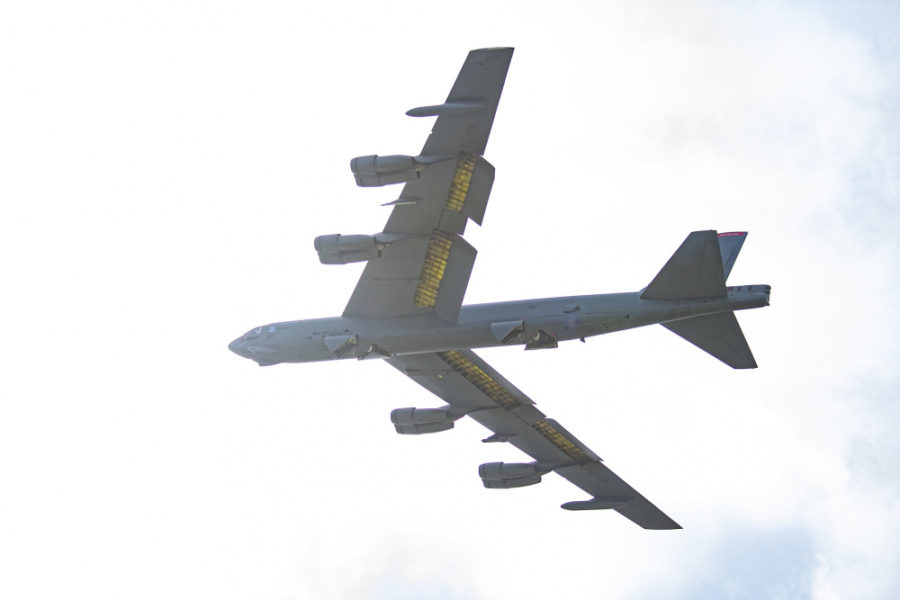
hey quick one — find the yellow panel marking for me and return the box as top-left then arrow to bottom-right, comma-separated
414,230 -> 453,307
445,153 -> 477,212
437,352 -> 591,464
437,351 -> 520,409
532,419 -> 591,465
413,153 -> 478,308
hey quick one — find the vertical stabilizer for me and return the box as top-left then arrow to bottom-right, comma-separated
641,231 -> 726,300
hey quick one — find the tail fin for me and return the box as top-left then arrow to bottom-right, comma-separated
641,231 -> 726,300
662,312 -> 757,369
641,231 -> 747,300
643,231 -> 756,369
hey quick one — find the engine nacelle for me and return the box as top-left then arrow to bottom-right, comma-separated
391,406 -> 456,435
314,234 -> 380,264
350,154 -> 421,187
478,462 -> 544,488
482,475 -> 542,489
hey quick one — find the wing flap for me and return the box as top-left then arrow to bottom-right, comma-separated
456,155 -> 495,226
384,159 -> 465,236
343,232 -> 477,320
342,237 -> 430,319
430,236 -> 476,321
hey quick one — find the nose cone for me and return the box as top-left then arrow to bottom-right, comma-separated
228,336 -> 251,359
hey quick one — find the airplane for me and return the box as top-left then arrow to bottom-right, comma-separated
228,47 -> 770,530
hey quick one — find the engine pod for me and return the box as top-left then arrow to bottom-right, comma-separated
350,155 -> 422,187
478,461 -> 541,481
482,475 -> 542,489
391,406 -> 457,435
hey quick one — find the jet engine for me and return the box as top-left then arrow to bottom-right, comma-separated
478,461 -> 543,489
391,406 -> 459,435
314,234 -> 380,264
350,154 -> 421,187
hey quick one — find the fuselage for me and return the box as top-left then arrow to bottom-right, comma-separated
228,284 -> 770,366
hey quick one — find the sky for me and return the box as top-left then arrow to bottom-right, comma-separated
1,1 -> 899,598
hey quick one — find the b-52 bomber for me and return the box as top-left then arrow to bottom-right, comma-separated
228,48 -> 771,529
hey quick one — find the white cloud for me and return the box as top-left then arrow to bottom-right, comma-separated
1,1 -> 897,598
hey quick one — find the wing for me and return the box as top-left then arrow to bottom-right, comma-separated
385,350 -> 681,530
342,48 -> 513,321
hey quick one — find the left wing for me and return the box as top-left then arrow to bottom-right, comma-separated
341,48 -> 513,321
386,350 -> 681,530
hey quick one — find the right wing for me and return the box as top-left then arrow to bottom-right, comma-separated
386,350 -> 681,530
341,48 -> 513,321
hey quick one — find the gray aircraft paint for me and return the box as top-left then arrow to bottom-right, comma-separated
228,48 -> 770,529
228,284 -> 770,365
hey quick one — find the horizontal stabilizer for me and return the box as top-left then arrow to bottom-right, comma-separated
662,311 -> 757,369
641,231 -> 726,300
